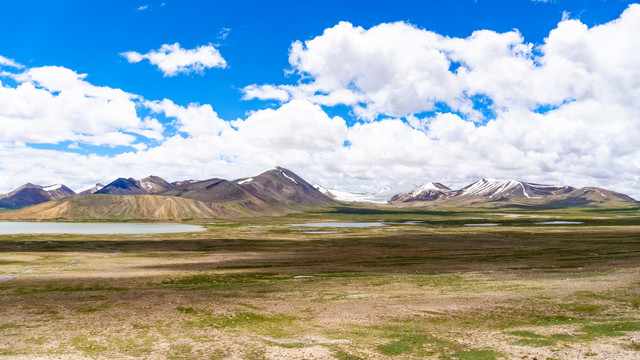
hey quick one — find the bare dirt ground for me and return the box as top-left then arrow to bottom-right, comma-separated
1,215 -> 639,359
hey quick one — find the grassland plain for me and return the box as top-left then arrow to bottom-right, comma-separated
0,204 -> 639,359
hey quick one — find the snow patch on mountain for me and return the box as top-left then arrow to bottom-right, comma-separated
43,184 -> 62,191
282,172 -> 298,184
140,181 -> 153,192
459,179 -> 522,198
409,182 -> 450,197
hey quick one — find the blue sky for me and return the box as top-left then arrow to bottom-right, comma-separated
0,0 -> 639,197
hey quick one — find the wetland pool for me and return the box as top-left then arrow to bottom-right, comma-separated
0,222 -> 205,234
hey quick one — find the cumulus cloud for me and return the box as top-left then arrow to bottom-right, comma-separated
0,66 -> 157,146
2,5 -> 640,199
145,99 -> 230,137
244,6 -> 640,122
121,43 -> 227,76
242,84 -> 291,102
229,99 -> 347,152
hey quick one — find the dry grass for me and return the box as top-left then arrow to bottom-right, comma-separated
0,208 -> 639,359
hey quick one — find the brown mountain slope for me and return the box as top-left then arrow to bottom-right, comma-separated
0,184 -> 76,209
95,178 -> 147,195
161,178 -> 251,202
139,176 -> 174,194
234,166 -> 332,206
0,194 -> 247,221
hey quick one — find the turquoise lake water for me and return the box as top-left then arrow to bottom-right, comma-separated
0,222 -> 205,234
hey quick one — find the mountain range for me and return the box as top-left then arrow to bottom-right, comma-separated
0,167 -> 637,220
0,167 -> 333,220
321,178 -> 636,208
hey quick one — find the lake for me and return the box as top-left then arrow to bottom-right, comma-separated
536,221 -> 584,225
0,222 -> 205,235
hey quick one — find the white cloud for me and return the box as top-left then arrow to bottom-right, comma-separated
0,55 -> 23,69
242,84 -> 291,102
2,5 -> 640,200
218,27 -> 231,40
121,43 -> 227,77
244,6 -> 640,122
0,66 -> 155,146
229,99 -> 347,152
145,99 -> 230,137
137,5 -> 148,11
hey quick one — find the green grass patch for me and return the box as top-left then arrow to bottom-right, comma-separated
167,343 -> 193,359
508,330 -> 557,347
333,350 -> 363,360
376,333 -> 454,356
512,338 -> 556,347
70,336 -> 108,354
9,284 -> 129,294
558,302 -> 604,315
0,324 -> 22,330
579,321 -> 640,338
550,333 -> 575,341
77,304 -> 110,313
175,306 -> 197,315
507,330 -> 546,338
274,342 -> 312,349
378,341 -> 413,355
0,348 -> 18,356
163,272 -> 286,291
112,335 -> 156,357
443,349 -> 503,359
407,274 -> 467,289
25,336 -> 48,344
184,311 -> 298,338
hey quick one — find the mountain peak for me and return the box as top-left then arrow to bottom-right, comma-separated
390,182 -> 452,203
235,166 -> 331,206
139,175 -> 173,194
0,182 -> 75,209
95,177 -> 147,195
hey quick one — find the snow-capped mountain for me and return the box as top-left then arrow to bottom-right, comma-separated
139,175 -> 173,194
95,176 -> 174,195
455,179 -> 574,200
1,168 -> 637,214
171,180 -> 199,187
0,183 -> 76,209
95,178 -> 148,195
234,166 -> 330,206
390,182 -> 453,203
388,178 -> 635,206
